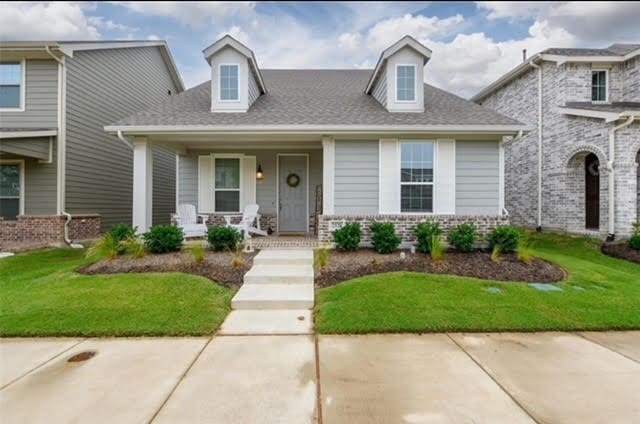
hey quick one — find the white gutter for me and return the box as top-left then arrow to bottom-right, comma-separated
117,130 -> 134,149
607,115 -> 636,240
529,60 -> 543,230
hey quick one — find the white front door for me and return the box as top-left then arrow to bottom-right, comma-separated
278,155 -> 308,233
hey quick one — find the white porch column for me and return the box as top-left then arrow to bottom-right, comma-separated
133,137 -> 153,233
321,136 -> 335,215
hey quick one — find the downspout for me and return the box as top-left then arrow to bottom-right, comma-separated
606,115 -> 635,241
117,130 -> 134,149
529,60 -> 543,231
45,46 -> 82,248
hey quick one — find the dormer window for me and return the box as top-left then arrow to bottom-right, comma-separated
396,64 -> 416,102
219,64 -> 239,101
591,70 -> 608,102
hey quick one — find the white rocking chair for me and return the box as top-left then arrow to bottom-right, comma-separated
174,204 -> 209,238
224,204 -> 267,240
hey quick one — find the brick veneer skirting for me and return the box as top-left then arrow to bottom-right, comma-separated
0,214 -> 101,245
317,214 -> 510,245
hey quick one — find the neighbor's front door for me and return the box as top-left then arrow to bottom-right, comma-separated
278,155 -> 307,233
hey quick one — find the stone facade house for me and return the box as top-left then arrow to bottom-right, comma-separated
106,35 -> 527,245
473,44 -> 640,239
0,41 -> 184,247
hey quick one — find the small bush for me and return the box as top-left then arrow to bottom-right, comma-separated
486,225 -> 521,254
122,236 -> 146,258
230,244 -> 244,267
107,223 -> 137,254
314,246 -> 330,270
370,221 -> 401,254
188,243 -> 205,263
143,225 -> 183,254
447,223 -> 477,252
413,222 -> 443,254
332,222 -> 361,251
430,234 -> 445,261
207,226 -> 241,252
86,233 -> 120,260
629,234 -> 640,250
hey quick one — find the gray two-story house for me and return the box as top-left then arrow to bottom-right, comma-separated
0,41 -> 183,248
473,44 -> 640,239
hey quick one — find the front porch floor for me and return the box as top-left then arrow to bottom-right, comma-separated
250,235 -> 321,249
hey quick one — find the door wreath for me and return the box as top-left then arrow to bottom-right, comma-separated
286,173 -> 300,188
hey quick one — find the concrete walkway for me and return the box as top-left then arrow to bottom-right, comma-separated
1,332 -> 639,423
221,249 -> 315,335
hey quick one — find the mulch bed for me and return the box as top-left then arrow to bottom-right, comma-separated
78,251 -> 256,287
601,242 -> 640,264
315,249 -> 565,287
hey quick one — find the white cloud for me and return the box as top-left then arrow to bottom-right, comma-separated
146,34 -> 160,41
477,2 -> 550,20
338,32 -> 361,51
114,1 -> 255,28
88,16 -> 137,33
217,26 -> 249,45
366,13 -> 465,50
0,1 -> 100,40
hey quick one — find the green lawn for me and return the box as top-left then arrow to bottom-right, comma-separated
0,248 -> 233,336
315,232 -> 640,333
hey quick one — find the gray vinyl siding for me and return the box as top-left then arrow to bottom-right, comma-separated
455,140 -> 500,214
24,145 -> 57,214
0,137 -> 51,161
248,70 -> 260,106
64,47 -> 178,230
0,60 -> 58,129
152,146 -> 176,225
179,149 -> 322,216
334,140 -> 379,215
371,67 -> 387,107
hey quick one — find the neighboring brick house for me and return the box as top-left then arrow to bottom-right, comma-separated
0,41 -> 184,248
473,44 -> 640,239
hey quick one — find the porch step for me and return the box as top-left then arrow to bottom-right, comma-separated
231,284 -> 314,310
244,264 -> 314,285
252,249 -> 313,266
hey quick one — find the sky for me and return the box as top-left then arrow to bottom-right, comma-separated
1,1 -> 639,98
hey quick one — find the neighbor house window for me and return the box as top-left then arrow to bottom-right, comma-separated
0,162 -> 22,220
591,70 -> 607,102
219,64 -> 239,101
0,62 -> 24,109
396,65 -> 415,101
401,141 -> 434,213
214,157 -> 240,212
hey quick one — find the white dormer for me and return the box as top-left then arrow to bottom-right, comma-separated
203,35 -> 267,113
365,36 -> 431,113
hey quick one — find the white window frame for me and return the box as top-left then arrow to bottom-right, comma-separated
0,59 -> 26,112
212,153 -> 243,213
395,64 -> 417,103
218,63 -> 240,102
591,68 -> 609,103
0,159 -> 25,218
399,140 -> 436,214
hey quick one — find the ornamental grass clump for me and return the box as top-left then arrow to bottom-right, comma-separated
188,243 -> 206,263
122,236 -> 146,258
332,222 -> 361,251
314,246 -> 330,271
413,222 -> 443,254
370,221 -> 401,254
86,233 -> 120,260
430,234 -> 445,261
447,223 -> 477,252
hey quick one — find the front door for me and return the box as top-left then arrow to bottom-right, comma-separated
585,153 -> 600,230
278,155 -> 307,233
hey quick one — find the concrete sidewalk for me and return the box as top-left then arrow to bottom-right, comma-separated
1,331 -> 639,423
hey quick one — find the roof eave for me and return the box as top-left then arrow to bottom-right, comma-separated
556,106 -> 640,123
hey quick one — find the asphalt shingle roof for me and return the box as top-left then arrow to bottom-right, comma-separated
542,43 -> 640,56
112,69 -> 521,127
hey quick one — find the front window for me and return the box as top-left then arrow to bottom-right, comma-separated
0,163 -> 21,220
214,157 -> 240,212
396,65 -> 415,101
220,64 -> 239,101
591,70 -> 607,102
401,142 -> 434,213
0,62 -> 23,109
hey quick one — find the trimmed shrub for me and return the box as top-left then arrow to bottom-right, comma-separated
447,223 -> 477,252
106,223 -> 137,254
486,225 -> 521,254
370,221 -> 401,254
332,222 -> 361,251
629,235 -> 640,250
413,222 -> 443,254
207,226 -> 241,251
143,225 -> 184,254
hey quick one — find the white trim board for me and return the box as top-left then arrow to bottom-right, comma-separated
0,129 -> 57,139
